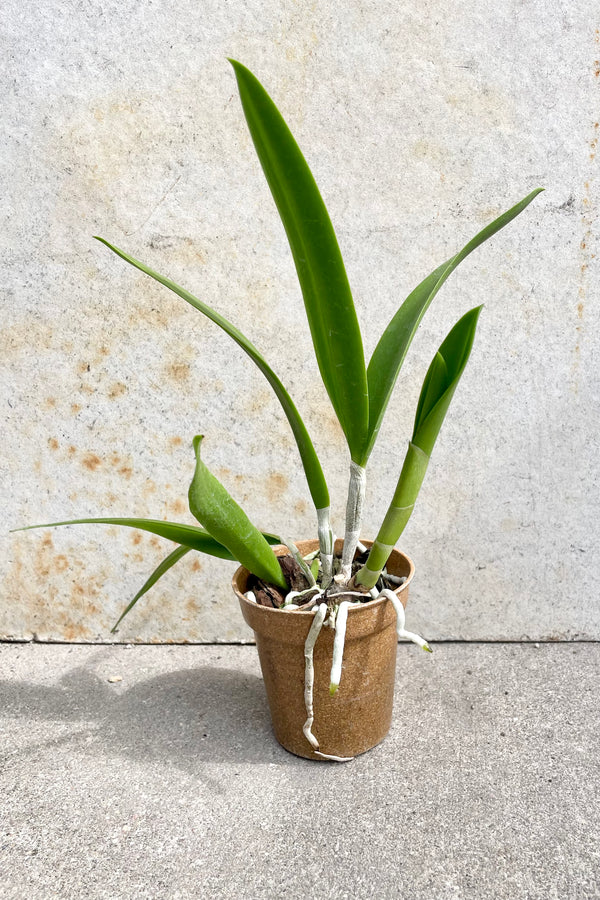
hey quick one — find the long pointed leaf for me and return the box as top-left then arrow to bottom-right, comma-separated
364,188 -> 544,463
188,436 -> 287,588
413,306 -> 483,455
356,306 -> 482,589
413,351 -> 448,431
94,237 -> 329,511
229,60 -> 369,461
12,517 -> 280,558
111,545 -> 191,633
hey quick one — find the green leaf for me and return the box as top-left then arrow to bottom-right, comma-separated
364,188 -> 544,463
355,440 -> 429,589
95,238 -> 329,512
229,59 -> 369,461
11,517 -> 281,558
111,545 -> 191,633
356,308 -> 482,589
413,351 -> 448,433
310,557 -> 320,582
413,306 -> 483,455
188,435 -> 287,588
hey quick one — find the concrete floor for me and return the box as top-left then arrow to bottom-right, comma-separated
0,642 -> 598,899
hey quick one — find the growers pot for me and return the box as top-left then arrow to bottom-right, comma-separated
232,539 -> 415,760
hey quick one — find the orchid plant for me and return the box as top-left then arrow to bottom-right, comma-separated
16,62 -> 541,753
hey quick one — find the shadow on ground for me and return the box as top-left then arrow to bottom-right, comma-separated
0,660 -> 296,776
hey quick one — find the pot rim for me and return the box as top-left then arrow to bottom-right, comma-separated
232,539 -> 415,616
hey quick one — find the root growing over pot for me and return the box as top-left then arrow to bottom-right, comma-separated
302,603 -> 328,750
249,546 -> 430,759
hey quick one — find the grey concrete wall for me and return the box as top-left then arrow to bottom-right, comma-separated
2,0 -> 598,642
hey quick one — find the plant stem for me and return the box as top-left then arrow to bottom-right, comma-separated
317,506 -> 334,586
340,461 -> 366,581
355,441 -> 429,589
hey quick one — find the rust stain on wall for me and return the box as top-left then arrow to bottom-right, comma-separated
49,440 -> 137,478
318,403 -> 345,442
36,532 -> 57,577
3,531 -> 111,642
54,555 -> 69,573
107,451 -> 134,480
108,381 -> 127,399
185,597 -> 201,615
82,453 -> 102,471
265,472 -> 289,502
0,320 -> 56,361
245,388 -> 272,414
61,622 -> 94,642
127,299 -> 182,330
165,361 -> 191,383
142,480 -> 157,498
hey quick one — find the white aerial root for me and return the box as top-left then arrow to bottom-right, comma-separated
298,597 -> 319,611
314,750 -> 354,762
302,603 -> 328,750
378,588 -> 432,652
316,600 -> 355,762
295,580 -> 429,762
282,585 -> 321,608
330,590 -> 370,601
340,462 -> 367,581
383,572 -> 406,586
244,591 -> 256,603
329,601 -> 350,695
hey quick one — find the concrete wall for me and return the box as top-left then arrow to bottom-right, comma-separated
2,0 -> 598,642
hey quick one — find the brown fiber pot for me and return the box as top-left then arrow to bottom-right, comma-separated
232,539 -> 415,760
